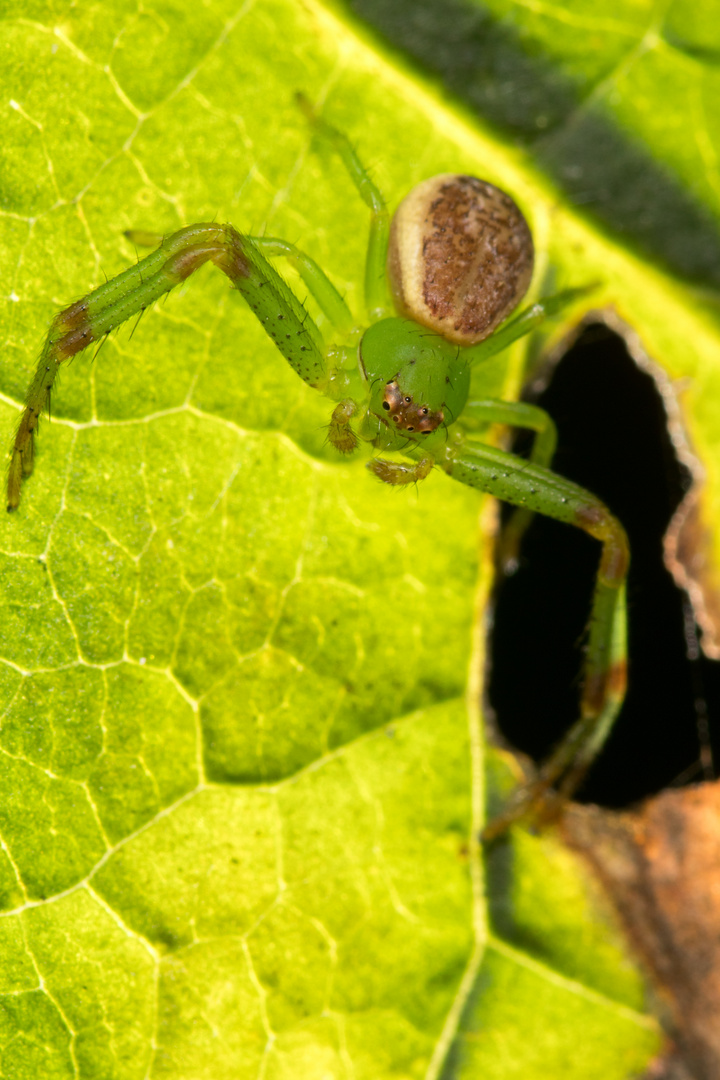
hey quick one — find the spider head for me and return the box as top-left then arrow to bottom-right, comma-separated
360,317 -> 470,441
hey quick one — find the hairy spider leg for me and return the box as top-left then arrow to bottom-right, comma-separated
7,223 -> 337,509
430,438 -> 628,837
251,238 -> 356,336
125,230 -> 357,338
298,94 -> 391,322
461,398 -> 557,571
464,286 -> 595,367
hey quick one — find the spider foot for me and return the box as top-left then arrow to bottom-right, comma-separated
482,777 -> 567,841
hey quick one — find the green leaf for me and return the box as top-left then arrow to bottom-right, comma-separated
6,0 -> 720,1074
339,0 -> 720,286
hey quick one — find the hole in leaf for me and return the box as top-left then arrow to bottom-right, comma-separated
488,323 -> 720,807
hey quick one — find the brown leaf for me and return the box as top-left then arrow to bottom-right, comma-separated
562,784 -> 720,1080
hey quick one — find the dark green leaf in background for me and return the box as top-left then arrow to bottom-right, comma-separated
341,0 -> 720,285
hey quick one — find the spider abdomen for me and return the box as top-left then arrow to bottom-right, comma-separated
387,174 -> 534,346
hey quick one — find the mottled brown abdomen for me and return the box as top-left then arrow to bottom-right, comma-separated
387,174 -> 534,346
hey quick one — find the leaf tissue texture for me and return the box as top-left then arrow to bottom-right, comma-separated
7,0 -> 720,1073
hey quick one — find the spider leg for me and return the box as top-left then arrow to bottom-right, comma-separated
8,224 -> 334,508
464,286 -> 596,368
461,398 -> 558,572
298,94 -> 391,322
440,438 -> 628,836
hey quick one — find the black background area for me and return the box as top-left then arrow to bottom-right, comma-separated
488,323 -> 720,806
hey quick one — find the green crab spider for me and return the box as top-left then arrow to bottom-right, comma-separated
7,97 -> 628,834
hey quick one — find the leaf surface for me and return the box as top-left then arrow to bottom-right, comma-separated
4,0 -> 718,1075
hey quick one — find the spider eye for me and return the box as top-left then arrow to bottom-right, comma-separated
382,402 -> 390,410
404,396 -> 411,403
421,407 -> 428,415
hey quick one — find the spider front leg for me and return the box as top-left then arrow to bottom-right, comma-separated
7,224 -> 355,509
125,229 -> 359,339
461,398 -> 557,572
298,93 -> 391,322
439,437 -> 628,836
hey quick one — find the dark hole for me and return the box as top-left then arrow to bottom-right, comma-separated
488,323 -> 720,807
